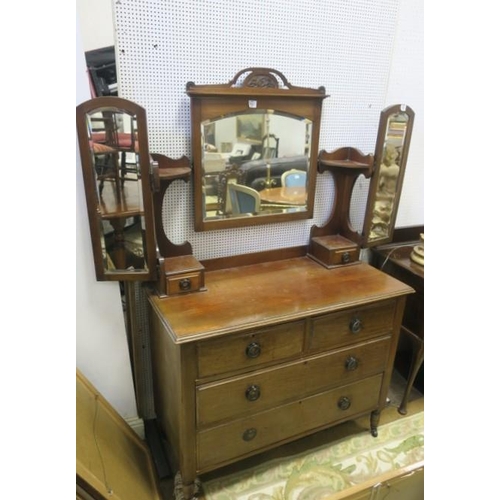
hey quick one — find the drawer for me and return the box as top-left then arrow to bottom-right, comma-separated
310,301 -> 396,352
197,374 -> 383,472
167,272 -> 203,295
197,321 -> 305,378
197,336 -> 390,426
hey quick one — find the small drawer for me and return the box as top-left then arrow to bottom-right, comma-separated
197,321 -> 305,378
166,272 -> 203,295
310,301 -> 396,352
197,374 -> 383,472
196,336 -> 390,426
308,235 -> 360,268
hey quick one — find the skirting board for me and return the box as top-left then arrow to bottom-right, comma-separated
125,416 -> 145,440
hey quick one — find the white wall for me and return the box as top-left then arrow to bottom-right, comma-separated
76,0 -> 114,51
75,0 -> 423,420
75,16 -> 138,420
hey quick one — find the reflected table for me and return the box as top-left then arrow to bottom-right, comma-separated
259,186 -> 306,206
99,181 -> 145,270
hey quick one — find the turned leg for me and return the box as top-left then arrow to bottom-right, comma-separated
370,409 -> 380,437
182,482 -> 195,500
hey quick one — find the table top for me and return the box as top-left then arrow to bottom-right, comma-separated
259,186 -> 307,205
148,258 -> 413,343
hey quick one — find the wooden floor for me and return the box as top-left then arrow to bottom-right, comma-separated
158,368 -> 424,500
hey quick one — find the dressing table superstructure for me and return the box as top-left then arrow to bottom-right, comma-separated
147,255 -> 412,498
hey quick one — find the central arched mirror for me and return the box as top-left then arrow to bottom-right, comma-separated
187,68 -> 328,231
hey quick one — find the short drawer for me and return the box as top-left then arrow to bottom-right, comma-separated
197,321 -> 305,378
197,374 -> 383,472
197,336 -> 390,426
166,272 -> 203,295
310,301 -> 396,352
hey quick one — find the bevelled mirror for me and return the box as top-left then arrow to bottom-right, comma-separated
76,96 -> 157,281
186,68 -> 328,231
362,104 -> 415,247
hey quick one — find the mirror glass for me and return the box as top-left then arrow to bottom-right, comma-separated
77,98 -> 157,281
201,110 -> 312,222
366,108 -> 412,244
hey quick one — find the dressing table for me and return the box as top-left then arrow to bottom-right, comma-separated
76,68 -> 416,500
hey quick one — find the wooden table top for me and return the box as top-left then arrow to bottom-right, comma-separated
259,186 -> 307,205
99,180 -> 144,219
148,258 -> 413,343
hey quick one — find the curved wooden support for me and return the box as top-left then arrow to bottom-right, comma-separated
310,147 -> 374,243
151,154 -> 193,258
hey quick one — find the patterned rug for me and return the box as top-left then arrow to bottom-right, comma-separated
201,411 -> 424,500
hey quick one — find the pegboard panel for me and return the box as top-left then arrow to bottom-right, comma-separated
113,0 -> 415,260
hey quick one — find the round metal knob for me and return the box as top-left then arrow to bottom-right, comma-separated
246,342 -> 261,359
349,317 -> 362,334
179,278 -> 192,291
242,428 -> 257,441
345,356 -> 359,371
245,384 -> 261,401
342,252 -> 351,264
337,396 -> 351,411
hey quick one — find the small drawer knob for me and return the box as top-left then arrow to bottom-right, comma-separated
179,278 -> 192,291
246,342 -> 261,359
349,317 -> 362,334
245,384 -> 261,401
242,428 -> 257,441
342,252 -> 351,264
345,356 -> 359,371
337,396 -> 351,411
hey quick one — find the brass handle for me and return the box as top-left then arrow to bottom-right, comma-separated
245,384 -> 261,401
246,342 -> 261,359
338,396 -> 351,411
342,252 -> 351,264
179,278 -> 191,291
345,356 -> 359,371
242,428 -> 257,441
349,317 -> 362,334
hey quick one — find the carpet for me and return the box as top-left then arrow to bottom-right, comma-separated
200,411 -> 423,500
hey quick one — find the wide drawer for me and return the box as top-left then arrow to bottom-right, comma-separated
309,300 -> 396,352
197,336 -> 390,426
197,321 -> 305,378
197,374 -> 383,472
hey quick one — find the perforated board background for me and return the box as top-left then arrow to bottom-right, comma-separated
113,0 -> 423,261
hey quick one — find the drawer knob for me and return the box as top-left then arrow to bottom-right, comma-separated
246,342 -> 261,359
345,356 -> 359,371
245,384 -> 261,401
342,252 -> 351,264
179,278 -> 192,291
242,428 -> 257,441
349,317 -> 362,334
338,396 -> 351,411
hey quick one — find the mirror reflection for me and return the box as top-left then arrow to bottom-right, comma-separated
200,110 -> 312,221
86,107 -> 148,273
368,111 -> 409,242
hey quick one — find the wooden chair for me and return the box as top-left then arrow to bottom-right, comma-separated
90,111 -> 138,192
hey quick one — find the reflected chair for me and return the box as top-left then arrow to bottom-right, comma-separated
261,133 -> 279,159
228,183 -> 261,215
90,112 -> 138,190
281,169 -> 307,187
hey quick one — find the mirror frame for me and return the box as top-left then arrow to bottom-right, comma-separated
76,96 -> 157,281
362,104 -> 415,248
186,68 -> 328,231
